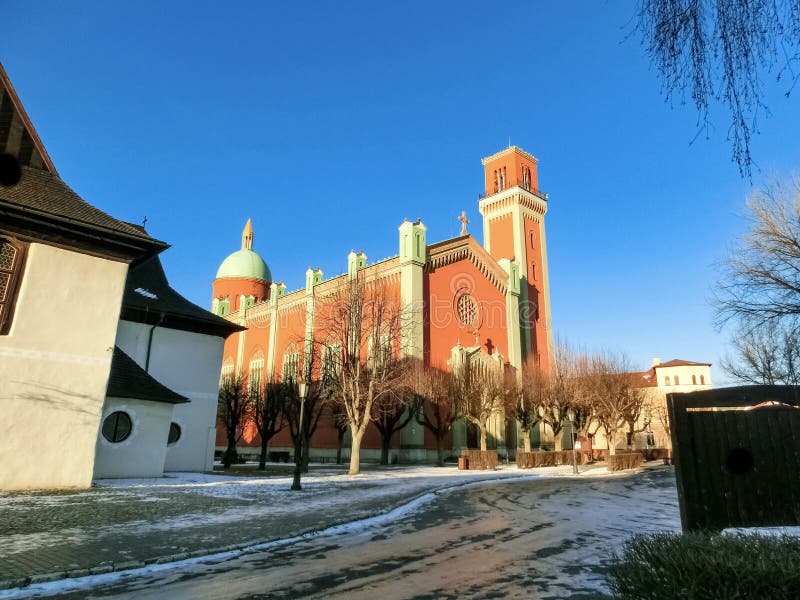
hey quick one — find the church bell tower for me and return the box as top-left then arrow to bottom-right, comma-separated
478,146 -> 553,369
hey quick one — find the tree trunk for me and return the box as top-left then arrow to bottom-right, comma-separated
554,429 -> 564,452
336,429 -> 345,464
479,425 -> 487,452
223,430 -> 237,469
607,432 -> 617,455
349,430 -> 364,475
523,431 -> 532,453
258,436 -> 268,471
380,432 -> 391,465
293,437 -> 303,471
435,434 -> 445,467
301,434 -> 310,473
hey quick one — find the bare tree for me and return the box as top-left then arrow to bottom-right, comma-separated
517,358 -> 546,453
252,381 -> 286,470
315,275 -> 409,475
411,363 -> 459,466
587,353 -> 647,455
371,391 -> 413,465
331,402 -> 349,465
717,179 -> 800,328
635,1 -> 800,176
644,393 -> 672,450
283,379 -> 327,474
454,356 -> 509,452
217,374 -> 251,469
722,321 -> 800,384
571,353 -> 601,443
540,342 -> 580,452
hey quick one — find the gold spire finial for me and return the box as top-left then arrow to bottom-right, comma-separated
242,219 -> 254,250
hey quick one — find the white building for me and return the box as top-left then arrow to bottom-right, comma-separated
110,253 -> 241,476
0,62 -> 237,489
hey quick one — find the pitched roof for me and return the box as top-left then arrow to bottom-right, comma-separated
2,167 -> 163,242
0,62 -> 57,174
635,369 -> 659,387
0,63 -> 167,262
121,252 -> 244,338
106,346 -> 188,404
655,359 -> 712,368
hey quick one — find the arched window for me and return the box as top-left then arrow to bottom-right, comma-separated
249,351 -> 265,393
700,374 -> 705,385
692,374 -> 697,384
282,344 -> 300,382
665,376 -> 671,386
0,236 -> 27,335
220,359 -> 234,383
674,375 -> 680,385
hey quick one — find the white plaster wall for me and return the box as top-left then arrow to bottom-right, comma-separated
93,397 -> 172,478
654,365 -> 712,392
0,244 -> 128,490
115,321 -> 224,472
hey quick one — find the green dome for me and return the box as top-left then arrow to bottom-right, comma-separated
216,249 -> 271,281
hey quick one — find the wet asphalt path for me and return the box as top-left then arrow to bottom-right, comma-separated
48,468 -> 680,600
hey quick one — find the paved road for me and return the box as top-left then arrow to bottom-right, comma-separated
29,468 -> 680,600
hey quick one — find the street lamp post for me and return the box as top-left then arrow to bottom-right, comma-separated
291,381 -> 308,491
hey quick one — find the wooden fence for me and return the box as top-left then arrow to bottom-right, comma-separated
668,385 -> 800,531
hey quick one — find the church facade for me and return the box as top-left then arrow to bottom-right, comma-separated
213,146 -> 554,461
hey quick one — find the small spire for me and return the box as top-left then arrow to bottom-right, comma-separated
242,219 -> 254,250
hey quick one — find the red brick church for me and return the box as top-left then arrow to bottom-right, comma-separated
213,146 -> 553,462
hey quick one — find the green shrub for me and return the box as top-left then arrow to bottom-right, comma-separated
607,532 -> 800,599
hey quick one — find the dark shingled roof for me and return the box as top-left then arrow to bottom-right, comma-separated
107,347 -> 189,404
121,252 -> 243,338
0,167 -> 165,246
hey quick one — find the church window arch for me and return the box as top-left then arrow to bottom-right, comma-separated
220,358 -> 234,383
249,350 -> 265,393
674,375 -> 680,385
0,236 -> 27,335
692,374 -> 697,385
700,374 -> 705,384
282,343 -> 300,382
665,376 -> 671,386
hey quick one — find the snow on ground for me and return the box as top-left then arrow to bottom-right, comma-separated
0,465 -> 585,558
0,464 -> 678,599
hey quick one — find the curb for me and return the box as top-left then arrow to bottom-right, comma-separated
0,467 -> 632,595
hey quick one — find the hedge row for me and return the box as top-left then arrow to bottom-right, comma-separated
516,450 -> 583,468
607,453 -> 643,471
460,449 -> 498,470
608,532 -> 800,599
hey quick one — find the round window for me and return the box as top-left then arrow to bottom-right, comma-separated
102,411 -> 132,443
168,422 -> 182,445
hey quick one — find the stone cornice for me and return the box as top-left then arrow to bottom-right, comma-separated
479,188 -> 548,219
426,235 -> 508,295
481,145 -> 538,166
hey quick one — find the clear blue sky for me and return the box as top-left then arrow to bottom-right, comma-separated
4,2 -> 800,382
